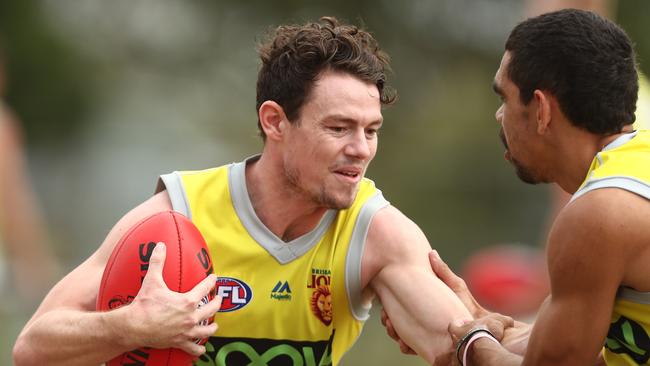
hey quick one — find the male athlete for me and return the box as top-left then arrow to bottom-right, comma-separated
386,8 -> 650,366
13,17 -> 474,366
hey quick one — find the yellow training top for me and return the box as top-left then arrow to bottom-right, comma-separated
157,155 -> 389,366
572,130 -> 650,365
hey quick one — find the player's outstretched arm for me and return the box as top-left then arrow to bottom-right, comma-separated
381,250 -> 533,357
362,205 -> 476,364
12,192 -> 220,366
427,250 -> 533,356
452,189 -> 636,366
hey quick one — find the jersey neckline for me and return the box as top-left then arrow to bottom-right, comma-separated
228,155 -> 337,264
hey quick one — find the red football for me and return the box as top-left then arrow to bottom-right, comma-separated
97,210 -> 215,366
462,245 -> 549,318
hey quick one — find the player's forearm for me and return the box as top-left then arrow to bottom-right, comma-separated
501,320 -> 532,356
13,307 -> 134,366
469,337 -> 523,366
469,333 -> 600,366
375,266 -> 471,363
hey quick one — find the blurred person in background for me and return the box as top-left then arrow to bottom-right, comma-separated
0,46 -> 60,358
0,48 -> 60,307
12,17 -> 491,366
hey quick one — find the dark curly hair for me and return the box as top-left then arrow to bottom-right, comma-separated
505,9 -> 638,134
256,16 -> 396,140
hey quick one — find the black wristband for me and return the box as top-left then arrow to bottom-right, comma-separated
455,327 -> 495,366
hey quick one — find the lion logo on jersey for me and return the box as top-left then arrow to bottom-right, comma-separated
310,285 -> 332,325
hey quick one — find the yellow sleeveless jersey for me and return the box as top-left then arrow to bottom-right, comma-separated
157,155 -> 389,366
571,130 -> 650,365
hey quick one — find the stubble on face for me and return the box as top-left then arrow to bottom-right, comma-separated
499,128 -> 540,185
278,71 -> 380,210
283,159 -> 359,210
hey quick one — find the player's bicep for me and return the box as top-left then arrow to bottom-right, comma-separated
523,201 -> 623,365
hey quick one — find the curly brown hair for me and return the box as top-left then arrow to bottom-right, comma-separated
256,16 -> 396,141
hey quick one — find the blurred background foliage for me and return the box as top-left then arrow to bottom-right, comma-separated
1,0 -> 648,364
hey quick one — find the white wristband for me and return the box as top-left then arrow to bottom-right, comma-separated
462,331 -> 499,366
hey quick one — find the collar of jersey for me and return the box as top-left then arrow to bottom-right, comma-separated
602,130 -> 639,151
228,155 -> 337,264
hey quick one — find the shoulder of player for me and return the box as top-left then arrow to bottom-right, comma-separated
365,205 -> 430,262
547,188 -> 644,282
368,204 -> 424,242
92,191 -> 173,263
361,204 -> 433,289
554,187 -> 647,243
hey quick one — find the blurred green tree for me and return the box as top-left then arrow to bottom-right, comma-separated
0,0 -> 91,146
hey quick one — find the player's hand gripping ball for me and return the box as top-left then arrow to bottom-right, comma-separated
97,211 -> 216,365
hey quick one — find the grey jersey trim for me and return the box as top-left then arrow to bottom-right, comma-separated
345,191 -> 390,321
602,130 -> 638,151
571,176 -> 650,203
618,287 -> 650,304
157,172 -> 192,219
228,157 -> 337,265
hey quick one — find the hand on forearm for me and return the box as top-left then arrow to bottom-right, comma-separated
468,337 -> 523,366
448,314 -> 515,366
501,320 -> 532,356
428,251 -> 489,318
381,307 -> 416,355
380,250 -> 495,358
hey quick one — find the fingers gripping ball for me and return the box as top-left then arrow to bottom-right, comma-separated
97,211 -> 216,366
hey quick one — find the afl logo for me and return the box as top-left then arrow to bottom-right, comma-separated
216,277 -> 253,312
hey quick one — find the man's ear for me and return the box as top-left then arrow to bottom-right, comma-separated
258,101 -> 289,141
533,89 -> 552,134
